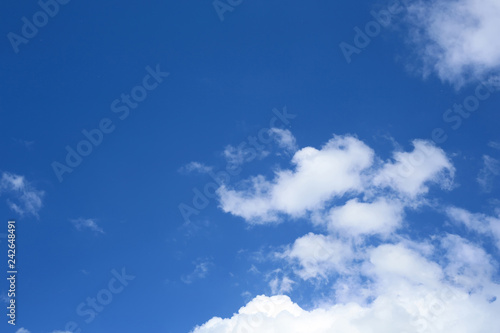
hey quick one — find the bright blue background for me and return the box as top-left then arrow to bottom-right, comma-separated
0,0 -> 499,332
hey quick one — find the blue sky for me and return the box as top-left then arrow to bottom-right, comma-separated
1,0 -> 500,332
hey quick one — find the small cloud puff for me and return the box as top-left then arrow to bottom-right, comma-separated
181,258 -> 213,284
179,162 -> 213,174
0,172 -> 44,217
71,218 -> 104,234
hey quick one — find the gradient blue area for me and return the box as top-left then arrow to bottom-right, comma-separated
0,0 -> 499,332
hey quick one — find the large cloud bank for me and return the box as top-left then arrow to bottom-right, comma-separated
191,133 -> 500,333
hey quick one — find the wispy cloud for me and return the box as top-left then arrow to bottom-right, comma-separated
446,206 -> 500,250
488,141 -> 500,150
70,218 -> 104,234
179,162 -> 213,174
269,275 -> 294,295
15,329 -> 30,333
477,155 -> 500,192
223,144 -> 269,169
12,138 -> 35,149
0,172 -> 44,217
181,258 -> 213,284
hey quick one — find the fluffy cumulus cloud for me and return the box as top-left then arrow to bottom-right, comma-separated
280,233 -> 354,280
327,198 -> 404,237
218,135 -> 375,223
372,140 -> 455,198
0,172 -> 44,217
191,131 -> 500,333
192,238 -> 500,333
405,0 -> 500,86
218,136 -> 452,224
367,243 -> 443,288
440,234 -> 497,289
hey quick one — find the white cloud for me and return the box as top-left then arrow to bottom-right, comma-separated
477,155 -> 500,192
194,132 -> 500,333
373,140 -> 454,197
182,259 -> 213,284
180,162 -> 213,174
488,141 -> 500,150
0,172 -> 44,217
192,240 -> 500,333
280,233 -> 354,280
366,243 -> 443,288
223,144 -> 269,169
192,281 -> 496,333
70,218 -> 104,234
270,128 -> 298,152
440,234 -> 497,290
218,136 -> 452,225
327,198 -> 404,237
218,135 -> 374,223
269,275 -> 294,295
405,0 -> 500,86
446,206 -> 500,250
15,329 -> 30,333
